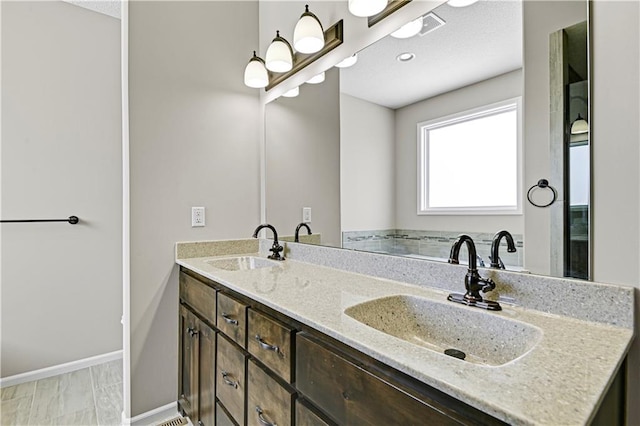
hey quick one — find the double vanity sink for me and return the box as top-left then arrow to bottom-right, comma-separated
177,240 -> 634,425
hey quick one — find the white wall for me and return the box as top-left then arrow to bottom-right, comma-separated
265,69 -> 341,247
340,93 -> 395,232
127,1 -> 260,417
590,1 -> 640,423
395,69 -> 524,234
1,1 -> 122,377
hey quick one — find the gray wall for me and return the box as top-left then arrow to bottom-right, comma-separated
395,69 -> 524,234
127,1 -> 260,416
340,93 -> 395,232
265,69 -> 341,247
590,1 -> 640,423
1,1 -> 122,377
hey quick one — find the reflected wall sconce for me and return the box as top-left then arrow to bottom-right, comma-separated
390,16 -> 423,38
335,53 -> 358,68
306,71 -> 325,84
447,0 -> 479,7
570,114 -> 589,135
367,0 -> 412,28
282,86 -> 300,98
348,0 -> 387,17
294,5 -> 325,54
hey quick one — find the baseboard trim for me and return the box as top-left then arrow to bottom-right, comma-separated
123,402 -> 179,426
0,349 -> 123,388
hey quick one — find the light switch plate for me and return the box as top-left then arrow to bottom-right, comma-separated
192,207 -> 205,227
302,207 -> 312,223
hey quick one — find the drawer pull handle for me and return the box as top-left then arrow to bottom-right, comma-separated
255,335 -> 279,354
221,371 -> 238,389
221,313 -> 238,325
186,327 -> 198,337
255,406 -> 277,426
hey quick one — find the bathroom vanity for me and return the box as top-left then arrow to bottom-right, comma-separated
175,239 -> 634,426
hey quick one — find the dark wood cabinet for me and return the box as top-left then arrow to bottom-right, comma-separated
179,304 -> 216,426
178,268 -> 504,426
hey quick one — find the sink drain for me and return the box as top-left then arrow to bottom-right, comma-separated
444,348 -> 466,360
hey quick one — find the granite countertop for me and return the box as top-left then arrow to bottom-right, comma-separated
175,241 -> 633,426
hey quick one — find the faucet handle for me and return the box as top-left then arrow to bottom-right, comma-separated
481,278 -> 496,293
268,242 -> 284,260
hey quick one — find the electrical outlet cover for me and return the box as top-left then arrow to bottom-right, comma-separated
302,207 -> 312,223
192,207 -> 205,227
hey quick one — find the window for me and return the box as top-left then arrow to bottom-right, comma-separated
417,98 -> 522,215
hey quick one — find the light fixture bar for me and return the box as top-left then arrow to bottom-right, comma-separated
368,0 -> 412,28
266,20 -> 343,91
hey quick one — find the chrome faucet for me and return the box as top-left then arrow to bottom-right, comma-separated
252,224 -> 284,261
489,230 -> 517,269
447,235 -> 501,311
294,223 -> 312,242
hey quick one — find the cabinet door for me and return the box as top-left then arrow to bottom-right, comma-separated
196,318 -> 216,426
179,305 -> 199,420
247,309 -> 294,382
247,360 -> 295,426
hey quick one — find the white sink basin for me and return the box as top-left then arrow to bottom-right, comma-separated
206,256 -> 279,271
344,295 -> 542,366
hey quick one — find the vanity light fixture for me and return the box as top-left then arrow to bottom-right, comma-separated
571,114 -> 589,134
390,16 -> 423,39
335,53 -> 358,68
282,86 -> 300,98
243,51 -> 269,88
265,31 -> 294,73
447,0 -> 479,7
306,71 -> 325,84
293,5 -> 325,54
348,0 -> 387,17
396,52 -> 416,62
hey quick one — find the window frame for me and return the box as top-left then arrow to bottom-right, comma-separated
416,97 -> 523,215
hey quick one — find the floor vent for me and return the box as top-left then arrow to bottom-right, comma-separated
156,416 -> 188,426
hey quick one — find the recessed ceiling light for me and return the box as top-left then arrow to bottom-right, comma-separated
396,52 -> 416,62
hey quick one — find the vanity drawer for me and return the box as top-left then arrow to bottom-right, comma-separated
296,333 -> 460,426
247,309 -> 294,382
217,292 -> 247,348
179,272 -> 217,322
296,400 -> 332,426
216,335 -> 246,426
247,359 -> 295,426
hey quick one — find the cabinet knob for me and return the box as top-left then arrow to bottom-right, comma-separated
255,406 -> 277,426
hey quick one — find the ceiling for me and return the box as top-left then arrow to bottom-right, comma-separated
340,0 -> 523,110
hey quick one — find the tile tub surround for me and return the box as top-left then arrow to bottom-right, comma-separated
0,360 -> 123,426
176,239 -> 634,425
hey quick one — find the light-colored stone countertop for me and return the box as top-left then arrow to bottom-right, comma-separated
175,240 -> 634,426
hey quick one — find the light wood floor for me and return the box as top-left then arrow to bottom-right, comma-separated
1,359 -> 123,426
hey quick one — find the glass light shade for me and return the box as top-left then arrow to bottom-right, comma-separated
348,0 -> 387,17
266,31 -> 293,73
294,5 -> 325,54
306,72 -> 325,84
335,53 -> 358,68
391,17 -> 423,39
571,114 -> 589,134
282,86 -> 300,98
447,0 -> 479,7
243,51 -> 268,88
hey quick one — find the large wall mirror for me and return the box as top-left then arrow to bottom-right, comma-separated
265,0 -> 589,279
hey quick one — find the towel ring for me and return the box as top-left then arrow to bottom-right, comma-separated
527,179 -> 557,208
